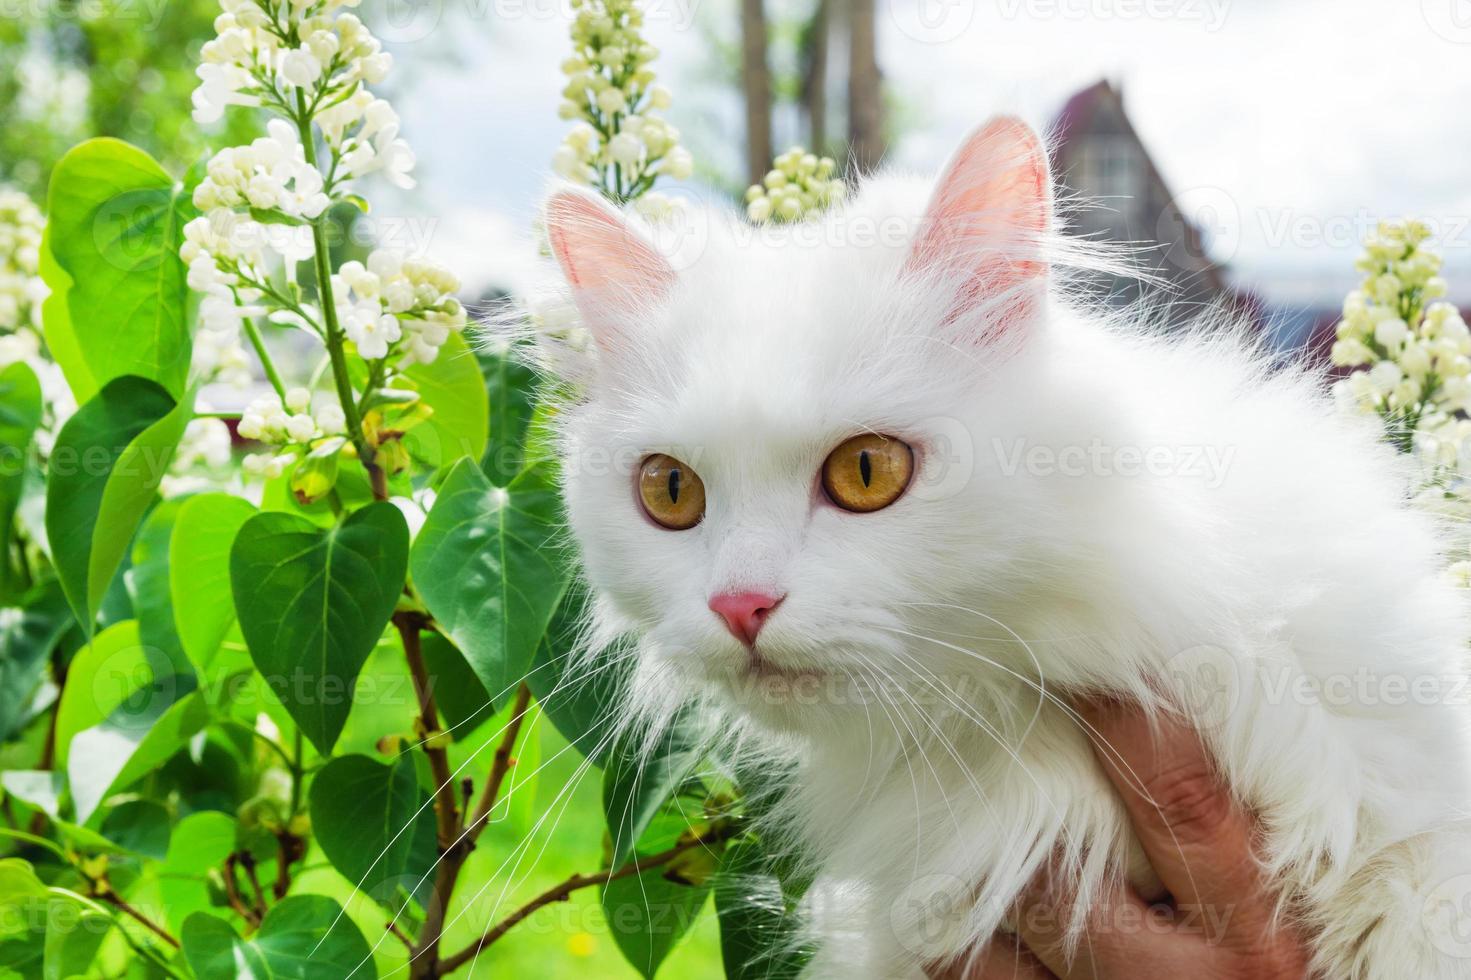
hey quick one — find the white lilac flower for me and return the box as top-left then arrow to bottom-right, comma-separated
744,147 -> 845,224
553,0 -> 690,203
1334,219 -> 1471,530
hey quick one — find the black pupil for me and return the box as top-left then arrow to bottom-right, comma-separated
667,467 -> 681,504
859,450 -> 872,487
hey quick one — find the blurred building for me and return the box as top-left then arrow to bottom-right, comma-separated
1049,80 -> 1260,331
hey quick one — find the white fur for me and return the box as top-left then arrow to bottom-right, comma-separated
537,128 -> 1471,979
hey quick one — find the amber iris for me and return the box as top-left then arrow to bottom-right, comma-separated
638,454 -> 707,529
821,434 -> 914,512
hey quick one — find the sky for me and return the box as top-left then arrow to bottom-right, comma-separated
375,0 -> 1471,308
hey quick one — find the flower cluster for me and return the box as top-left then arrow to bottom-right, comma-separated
0,189 -> 45,335
331,250 -> 466,364
184,0 -> 427,338
552,0 -> 692,204
1332,221 -> 1471,580
238,387 -> 348,477
0,187 -> 76,450
744,147 -> 845,224
1331,221 -> 1471,455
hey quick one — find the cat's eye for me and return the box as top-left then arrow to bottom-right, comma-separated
821,434 -> 913,513
637,454 -> 706,530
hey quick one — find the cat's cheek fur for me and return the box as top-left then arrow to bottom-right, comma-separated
543,118 -> 1471,979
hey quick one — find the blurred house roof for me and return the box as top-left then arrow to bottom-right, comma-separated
1050,79 -> 1259,330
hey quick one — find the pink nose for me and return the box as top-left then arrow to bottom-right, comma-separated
709,591 -> 784,646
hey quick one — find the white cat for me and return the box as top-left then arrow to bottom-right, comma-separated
537,117 -> 1471,979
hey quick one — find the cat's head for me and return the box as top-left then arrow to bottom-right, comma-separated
542,118 -> 1068,736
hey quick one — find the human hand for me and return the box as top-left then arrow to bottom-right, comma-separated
929,698 -> 1312,979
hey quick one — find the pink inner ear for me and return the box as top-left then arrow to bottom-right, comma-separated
545,191 -> 676,310
904,117 -> 1051,311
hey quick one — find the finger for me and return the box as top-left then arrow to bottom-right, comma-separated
927,934 -> 1057,980
1073,697 -> 1265,913
1010,862 -> 1181,979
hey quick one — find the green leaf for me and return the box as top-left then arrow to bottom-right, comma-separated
478,339 -> 536,486
158,811 -> 236,933
529,579 -> 632,766
410,459 -> 567,704
181,895 -> 375,980
602,867 -> 711,979
402,333 -> 489,471
603,726 -> 704,869
0,857 -> 48,971
98,799 -> 171,859
127,497 -> 190,671
715,839 -> 812,980
308,754 -> 422,901
169,493 -> 256,668
45,138 -> 194,397
0,362 -> 41,600
0,581 -> 74,741
43,891 -> 113,980
46,375 -> 193,630
419,631 -> 495,735
0,772 -> 63,820
230,502 -> 409,754
39,227 -> 96,405
69,688 -> 208,824
53,619 -> 181,768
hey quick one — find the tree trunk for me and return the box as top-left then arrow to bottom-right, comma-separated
740,0 -> 773,185
800,0 -> 829,153
846,0 -> 883,173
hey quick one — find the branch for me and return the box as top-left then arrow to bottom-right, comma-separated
95,885 -> 181,950
399,613 -> 459,845
439,822 -> 742,973
462,683 -> 532,843
409,683 -> 534,977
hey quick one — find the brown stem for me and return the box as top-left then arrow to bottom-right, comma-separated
387,920 -> 415,949
223,854 -> 261,927
399,613 -> 459,846
462,684 -> 532,844
241,852 -> 267,919
399,610 -> 463,980
408,683 -> 533,978
438,823 -> 742,973
273,829 -> 304,900
96,886 -> 181,949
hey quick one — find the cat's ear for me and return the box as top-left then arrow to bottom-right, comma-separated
904,116 -> 1051,339
544,188 -> 676,354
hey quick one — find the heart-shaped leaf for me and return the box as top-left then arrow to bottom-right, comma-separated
127,497 -> 190,671
0,362 -> 41,601
230,502 -> 408,754
402,333 -> 489,471
169,493 -> 256,667
46,375 -> 192,630
529,580 -> 633,766
181,895 -> 374,980
308,754 -> 422,901
410,458 -> 567,703
715,838 -> 812,980
603,867 -> 711,979
0,581 -> 75,741
603,725 -> 704,869
477,338 -> 536,485
45,138 -> 195,398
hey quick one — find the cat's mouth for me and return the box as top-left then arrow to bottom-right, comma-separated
743,650 -> 825,682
